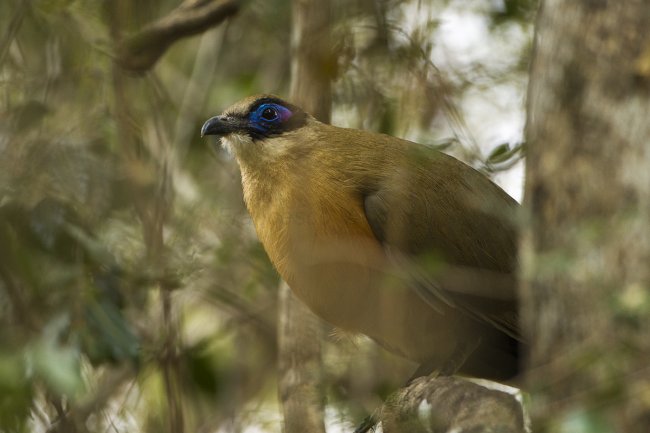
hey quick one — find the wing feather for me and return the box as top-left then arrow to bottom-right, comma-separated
362,149 -> 521,339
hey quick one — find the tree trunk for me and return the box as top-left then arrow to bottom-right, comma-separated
523,1 -> 650,431
277,282 -> 327,433
289,0 -> 335,122
276,1 -> 334,432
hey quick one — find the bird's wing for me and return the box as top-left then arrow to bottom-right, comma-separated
362,150 -> 521,339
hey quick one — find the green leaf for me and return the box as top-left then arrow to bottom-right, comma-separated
0,352 -> 32,431
429,137 -> 458,152
185,340 -> 223,396
11,100 -> 50,131
556,408 -> 614,433
487,143 -> 512,164
79,297 -> 140,365
28,315 -> 84,398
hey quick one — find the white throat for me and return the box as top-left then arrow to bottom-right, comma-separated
222,132 -> 298,169
221,133 -> 254,157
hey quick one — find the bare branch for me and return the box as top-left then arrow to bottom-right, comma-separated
381,376 -> 525,433
116,0 -> 242,72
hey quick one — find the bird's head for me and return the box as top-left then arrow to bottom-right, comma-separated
201,95 -> 310,161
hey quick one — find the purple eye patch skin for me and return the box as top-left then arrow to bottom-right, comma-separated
245,98 -> 307,139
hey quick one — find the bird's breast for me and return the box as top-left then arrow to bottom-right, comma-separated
240,163 -> 382,328
239,164 -> 461,365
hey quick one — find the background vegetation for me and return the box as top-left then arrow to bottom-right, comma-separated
0,0 -> 533,431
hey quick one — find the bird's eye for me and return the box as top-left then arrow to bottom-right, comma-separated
261,107 -> 278,121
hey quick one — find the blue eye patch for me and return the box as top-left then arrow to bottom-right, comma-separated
248,103 -> 294,134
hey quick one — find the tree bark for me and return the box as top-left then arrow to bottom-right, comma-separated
276,2 -> 334,432
116,0 -> 241,72
523,1 -> 650,431
277,282 -> 327,433
382,377 -> 525,433
289,0 -> 335,122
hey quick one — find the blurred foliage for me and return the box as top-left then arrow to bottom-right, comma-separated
490,0 -> 538,25
554,408 -> 615,433
0,0 -> 532,431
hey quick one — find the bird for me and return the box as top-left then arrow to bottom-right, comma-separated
201,94 -> 521,382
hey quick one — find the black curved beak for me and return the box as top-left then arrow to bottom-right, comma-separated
201,115 -> 247,137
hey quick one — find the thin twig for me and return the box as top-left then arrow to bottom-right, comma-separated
161,285 -> 184,433
0,0 -> 30,67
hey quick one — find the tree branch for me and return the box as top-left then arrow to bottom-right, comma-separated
116,0 -> 242,72
381,376 -> 525,433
